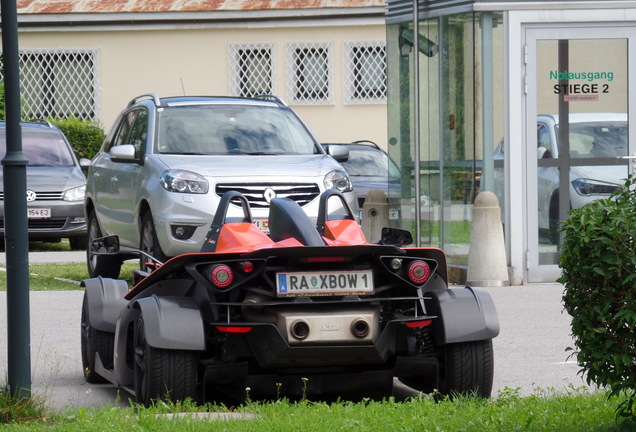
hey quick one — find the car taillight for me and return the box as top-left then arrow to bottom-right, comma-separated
408,260 -> 431,285
210,264 -> 233,288
405,320 -> 433,328
216,326 -> 252,333
241,261 -> 254,273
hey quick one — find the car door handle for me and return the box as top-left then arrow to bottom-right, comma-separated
110,176 -> 118,183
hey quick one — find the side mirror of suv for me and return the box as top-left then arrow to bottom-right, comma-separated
110,144 -> 137,162
326,145 -> 349,162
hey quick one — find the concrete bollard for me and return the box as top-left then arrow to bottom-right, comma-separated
466,191 -> 509,286
361,189 -> 388,243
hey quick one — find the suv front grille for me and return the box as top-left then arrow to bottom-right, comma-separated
215,183 -> 320,208
0,191 -> 64,201
0,218 -> 67,230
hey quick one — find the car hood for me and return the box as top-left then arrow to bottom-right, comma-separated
570,165 -> 628,185
155,154 -> 344,179
0,166 -> 86,191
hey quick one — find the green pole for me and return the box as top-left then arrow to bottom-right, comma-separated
1,0 -> 32,398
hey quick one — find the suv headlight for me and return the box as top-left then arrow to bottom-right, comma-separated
324,169 -> 353,193
571,178 -> 620,196
63,185 -> 86,201
160,169 -> 209,194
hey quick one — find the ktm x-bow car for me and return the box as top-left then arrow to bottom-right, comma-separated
81,189 -> 499,405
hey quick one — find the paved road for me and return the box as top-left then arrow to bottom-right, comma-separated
0,252 -> 586,410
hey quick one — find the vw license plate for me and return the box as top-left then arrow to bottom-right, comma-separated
276,270 -> 373,297
27,208 -> 50,218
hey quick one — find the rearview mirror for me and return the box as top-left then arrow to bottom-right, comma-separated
91,235 -> 120,254
379,227 -> 413,246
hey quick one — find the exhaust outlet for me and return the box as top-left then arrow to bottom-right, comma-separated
351,319 -> 370,338
290,319 -> 310,340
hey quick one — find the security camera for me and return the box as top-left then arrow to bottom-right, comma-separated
399,29 -> 439,57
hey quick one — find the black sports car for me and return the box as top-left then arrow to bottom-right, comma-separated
81,189 -> 499,405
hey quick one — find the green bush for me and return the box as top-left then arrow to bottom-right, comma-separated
49,117 -> 105,160
558,174 -> 636,421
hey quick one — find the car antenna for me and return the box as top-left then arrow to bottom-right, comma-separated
180,78 -> 186,96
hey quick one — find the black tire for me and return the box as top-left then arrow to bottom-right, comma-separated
69,235 -> 87,251
87,209 -> 123,278
80,291 -> 114,384
139,211 -> 167,272
133,315 -> 197,406
438,339 -> 494,399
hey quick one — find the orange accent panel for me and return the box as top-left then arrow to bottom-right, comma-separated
215,222 -> 274,253
322,219 -> 367,246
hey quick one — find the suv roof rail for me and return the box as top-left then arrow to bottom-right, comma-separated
253,94 -> 288,107
28,119 -> 55,128
128,93 -> 162,108
351,140 -> 380,149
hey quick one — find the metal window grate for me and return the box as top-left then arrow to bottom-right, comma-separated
344,41 -> 387,104
287,41 -> 333,105
229,42 -> 276,98
0,48 -> 99,120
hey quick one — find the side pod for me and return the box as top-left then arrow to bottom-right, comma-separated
81,277 -> 129,333
428,287 -> 500,345
133,295 -> 206,351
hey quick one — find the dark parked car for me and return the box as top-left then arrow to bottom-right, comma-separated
0,121 -> 88,249
322,140 -> 431,208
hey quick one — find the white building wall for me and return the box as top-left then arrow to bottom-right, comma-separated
16,19 -> 388,147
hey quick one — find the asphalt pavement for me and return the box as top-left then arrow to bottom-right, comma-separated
0,251 -> 586,411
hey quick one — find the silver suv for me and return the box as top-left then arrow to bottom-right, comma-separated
85,94 -> 357,277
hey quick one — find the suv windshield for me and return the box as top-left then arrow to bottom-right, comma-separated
156,105 -> 320,155
343,148 -> 401,180
556,121 -> 627,158
0,130 -> 75,167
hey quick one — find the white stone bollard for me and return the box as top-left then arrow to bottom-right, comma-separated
466,191 -> 509,286
361,189 -> 389,243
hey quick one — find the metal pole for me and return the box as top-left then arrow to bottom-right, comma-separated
481,13 -> 494,193
1,0 -> 32,398
412,0 -> 421,246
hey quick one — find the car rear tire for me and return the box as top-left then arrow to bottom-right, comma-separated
140,211 -> 167,272
80,291 -> 114,384
438,339 -> 494,399
87,210 -> 123,278
133,315 -> 197,406
69,235 -> 87,251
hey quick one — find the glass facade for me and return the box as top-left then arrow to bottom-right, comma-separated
386,11 -> 504,281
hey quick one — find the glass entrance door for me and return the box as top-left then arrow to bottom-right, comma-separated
525,27 -> 636,282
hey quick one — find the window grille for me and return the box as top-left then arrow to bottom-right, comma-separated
229,43 -> 275,97
0,48 -> 99,120
287,41 -> 333,105
344,41 -> 387,104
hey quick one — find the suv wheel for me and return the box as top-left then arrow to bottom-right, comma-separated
87,210 -> 123,278
140,211 -> 167,272
69,235 -> 87,251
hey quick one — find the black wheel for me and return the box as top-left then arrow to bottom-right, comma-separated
140,211 -> 167,272
133,315 -> 197,406
87,209 -> 123,278
69,235 -> 87,251
438,339 -> 494,398
80,291 -> 114,384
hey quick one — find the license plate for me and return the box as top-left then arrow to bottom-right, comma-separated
28,208 -> 51,218
276,270 -> 374,297
254,218 -> 269,234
